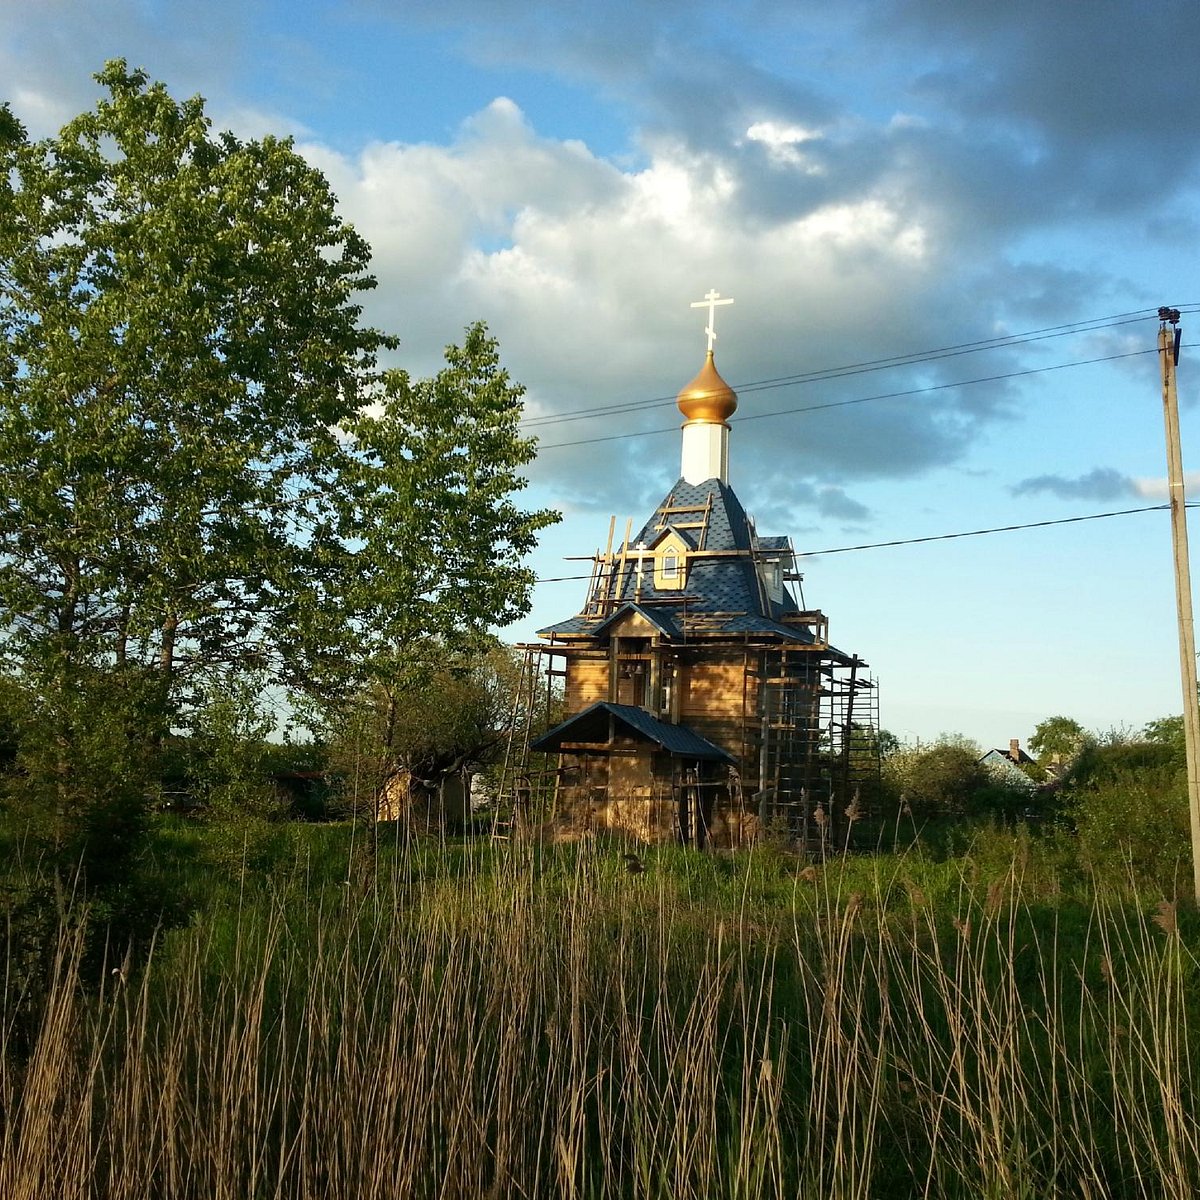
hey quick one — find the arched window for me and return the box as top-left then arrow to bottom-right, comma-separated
654,537 -> 687,590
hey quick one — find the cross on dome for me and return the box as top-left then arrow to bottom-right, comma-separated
690,289 -> 734,352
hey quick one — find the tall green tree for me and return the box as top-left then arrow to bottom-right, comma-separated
300,322 -> 557,697
0,61 -> 393,713
0,65 -> 556,906
1,62 -> 555,713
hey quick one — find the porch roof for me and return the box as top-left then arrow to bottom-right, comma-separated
530,701 -> 735,763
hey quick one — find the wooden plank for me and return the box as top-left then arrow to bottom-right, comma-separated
566,657 -> 610,711
598,514 -> 618,611
560,742 -> 641,754
699,492 -> 712,551
609,517 -> 632,612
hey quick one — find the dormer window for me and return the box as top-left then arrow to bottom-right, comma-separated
653,531 -> 689,591
760,558 -> 784,605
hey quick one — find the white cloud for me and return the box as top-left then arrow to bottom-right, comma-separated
1133,473 -> 1200,500
5,0 -> 1185,529
282,93 -> 1015,518
7,86 -> 77,135
743,120 -> 825,172
745,121 -> 821,147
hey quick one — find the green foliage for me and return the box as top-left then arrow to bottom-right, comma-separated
0,101 -> 24,147
2,66 -> 554,710
0,666 -> 197,1006
1028,714 -> 1091,768
1144,712 -> 1186,756
883,737 -> 993,818
1068,735 -> 1183,787
184,673 -> 290,871
1056,731 -> 1191,894
0,61 -> 393,712
320,641 -> 524,818
1066,766 -> 1190,895
302,324 -> 559,698
186,673 -> 277,817
0,667 -> 159,890
0,66 -> 557,941
875,728 -> 901,758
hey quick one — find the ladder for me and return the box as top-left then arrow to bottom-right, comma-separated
654,490 -> 713,549
493,646 -> 542,838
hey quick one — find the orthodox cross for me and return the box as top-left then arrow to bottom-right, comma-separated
690,289 -> 734,352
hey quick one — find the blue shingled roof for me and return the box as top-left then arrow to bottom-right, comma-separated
536,477 -> 816,642
537,612 -> 605,637
530,702 -> 735,763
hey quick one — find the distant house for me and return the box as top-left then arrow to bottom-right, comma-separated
979,739 -> 1036,791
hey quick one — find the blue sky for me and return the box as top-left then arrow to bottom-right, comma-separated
4,0 -> 1200,748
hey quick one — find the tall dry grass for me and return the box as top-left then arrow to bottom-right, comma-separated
2,841 -> 1198,1198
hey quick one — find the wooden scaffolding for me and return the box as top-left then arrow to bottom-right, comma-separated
506,498 -> 879,849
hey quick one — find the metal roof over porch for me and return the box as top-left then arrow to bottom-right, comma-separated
530,701 -> 735,763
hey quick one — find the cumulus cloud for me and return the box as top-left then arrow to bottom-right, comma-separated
1010,468 -> 1138,502
290,85 -> 1096,529
1131,473 -> 1200,500
363,0 -> 1200,229
3,0 -> 1193,534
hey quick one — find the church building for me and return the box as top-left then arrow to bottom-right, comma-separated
526,293 -> 876,848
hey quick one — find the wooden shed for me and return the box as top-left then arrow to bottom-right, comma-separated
531,700 -> 734,845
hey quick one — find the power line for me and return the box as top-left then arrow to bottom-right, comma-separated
739,347 -> 1156,426
531,502 -> 1185,584
524,311 -> 1148,426
797,503 -> 1174,557
521,305 -> 1200,431
535,345 -> 1164,451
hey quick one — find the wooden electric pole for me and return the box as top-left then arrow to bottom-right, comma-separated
1157,306 -> 1200,903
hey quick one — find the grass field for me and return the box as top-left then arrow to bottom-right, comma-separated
3,822 -> 1199,1198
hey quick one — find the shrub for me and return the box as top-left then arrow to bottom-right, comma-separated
1067,762 -> 1191,894
883,740 -> 990,818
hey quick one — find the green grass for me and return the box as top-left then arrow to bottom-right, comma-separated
3,820 -> 1200,1198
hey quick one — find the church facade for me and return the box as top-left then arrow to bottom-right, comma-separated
526,295 -> 876,848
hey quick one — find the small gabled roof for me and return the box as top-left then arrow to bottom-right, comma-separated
645,524 -> 698,551
536,612 -> 603,638
981,746 -> 1036,766
592,602 -> 680,640
531,702 -> 735,763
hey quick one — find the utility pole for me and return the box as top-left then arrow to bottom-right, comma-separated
1157,306 -> 1200,903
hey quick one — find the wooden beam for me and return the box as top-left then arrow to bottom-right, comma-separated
560,742 -> 641,754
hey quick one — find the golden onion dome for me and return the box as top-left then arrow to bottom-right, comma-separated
676,351 -> 738,423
